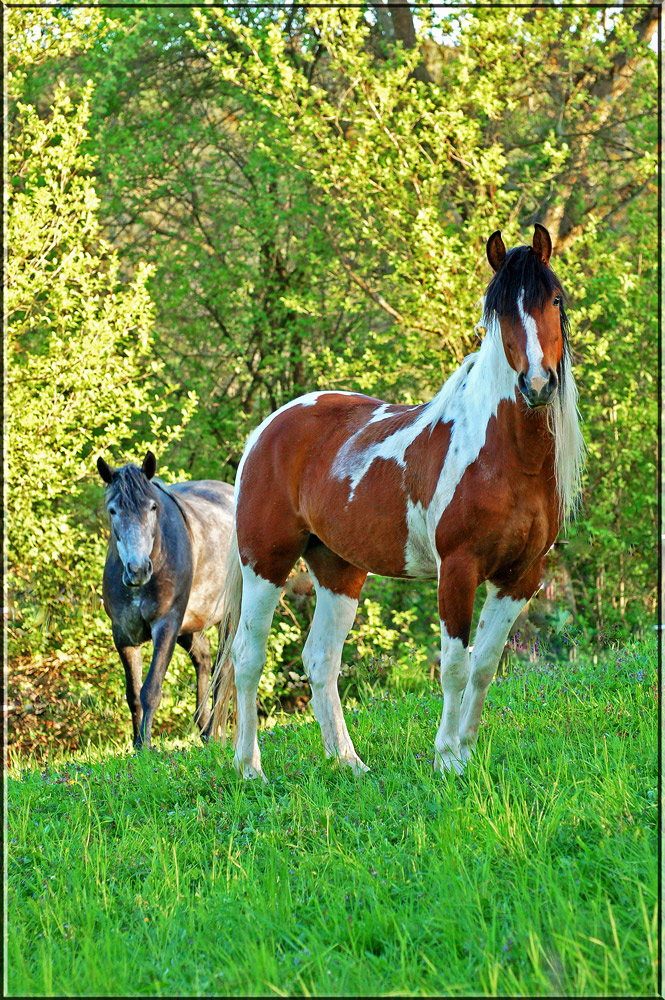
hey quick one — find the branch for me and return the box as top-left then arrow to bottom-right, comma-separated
541,6 -> 658,243
324,218 -> 443,337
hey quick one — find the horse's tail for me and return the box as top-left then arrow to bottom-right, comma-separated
202,527 -> 243,744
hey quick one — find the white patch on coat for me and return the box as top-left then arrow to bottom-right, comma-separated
232,562 -> 282,780
331,402 -> 433,501
434,624 -> 470,775
424,320 -> 518,544
404,498 -> 437,577
301,582 -> 367,772
330,317 -> 518,571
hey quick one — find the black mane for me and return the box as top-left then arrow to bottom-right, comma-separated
482,245 -> 571,388
105,463 -> 159,513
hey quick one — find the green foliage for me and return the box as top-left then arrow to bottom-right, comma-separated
7,14 -> 195,731
558,220 -> 657,632
7,639 -> 657,996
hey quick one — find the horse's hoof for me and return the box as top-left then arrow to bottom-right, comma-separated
434,748 -> 466,776
234,758 -> 268,784
344,756 -> 370,775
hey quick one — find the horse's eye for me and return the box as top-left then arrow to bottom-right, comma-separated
553,296 -> 561,307
108,507 -> 116,516
150,503 -> 157,511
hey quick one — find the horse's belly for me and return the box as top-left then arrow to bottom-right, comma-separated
180,515 -> 233,633
404,499 -> 438,577
181,571 -> 226,633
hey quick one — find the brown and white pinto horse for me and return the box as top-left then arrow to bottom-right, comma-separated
208,224 -> 585,781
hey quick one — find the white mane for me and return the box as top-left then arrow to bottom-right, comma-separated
548,354 -> 586,523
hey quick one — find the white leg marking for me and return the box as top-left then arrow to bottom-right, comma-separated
232,565 -> 282,781
459,583 -> 525,761
434,625 -> 470,775
302,584 -> 368,774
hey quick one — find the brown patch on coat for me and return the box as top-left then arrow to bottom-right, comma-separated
236,393 -> 415,590
432,396 -> 559,639
403,420 -> 452,508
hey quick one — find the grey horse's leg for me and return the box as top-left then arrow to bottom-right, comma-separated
113,629 -> 143,744
177,631 -> 212,733
136,615 -> 181,749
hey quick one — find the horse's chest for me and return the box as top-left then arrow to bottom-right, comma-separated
110,590 -> 151,645
105,569 -> 170,645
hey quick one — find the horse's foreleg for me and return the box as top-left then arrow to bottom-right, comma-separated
302,586 -> 367,773
114,638 -> 143,744
459,582 -> 527,762
136,616 -> 180,749
178,631 -> 212,733
434,556 -> 476,775
232,566 -> 282,782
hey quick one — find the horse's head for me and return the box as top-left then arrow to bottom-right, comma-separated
484,224 -> 569,409
97,451 -> 160,587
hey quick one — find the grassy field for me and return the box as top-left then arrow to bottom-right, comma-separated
6,638 -> 658,997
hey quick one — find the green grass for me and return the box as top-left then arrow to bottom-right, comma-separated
7,639 -> 658,996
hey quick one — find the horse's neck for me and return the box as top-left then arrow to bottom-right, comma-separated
418,331 -> 558,530
504,394 -> 556,473
426,328 -> 517,437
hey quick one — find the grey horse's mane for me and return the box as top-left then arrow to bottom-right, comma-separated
104,464 -> 159,513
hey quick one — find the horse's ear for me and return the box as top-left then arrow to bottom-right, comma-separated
486,230 -> 507,272
532,223 -> 552,266
97,457 -> 114,484
142,451 -> 156,480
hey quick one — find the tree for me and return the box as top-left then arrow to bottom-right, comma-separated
7,12 -> 195,658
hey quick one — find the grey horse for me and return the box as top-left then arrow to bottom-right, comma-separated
97,451 -> 233,748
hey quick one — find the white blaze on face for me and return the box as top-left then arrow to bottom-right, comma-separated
517,290 -> 548,391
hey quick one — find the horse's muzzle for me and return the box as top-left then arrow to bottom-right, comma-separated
123,558 -> 153,587
518,369 -> 558,409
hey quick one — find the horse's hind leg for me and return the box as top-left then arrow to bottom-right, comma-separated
458,582 -> 527,762
232,563 -> 285,781
177,631 -> 212,733
303,546 -> 368,773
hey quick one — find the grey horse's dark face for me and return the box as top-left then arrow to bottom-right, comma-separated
108,494 -> 158,587
98,453 -> 160,588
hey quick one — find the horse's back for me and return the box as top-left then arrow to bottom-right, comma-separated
171,479 -> 234,631
172,479 -> 234,507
